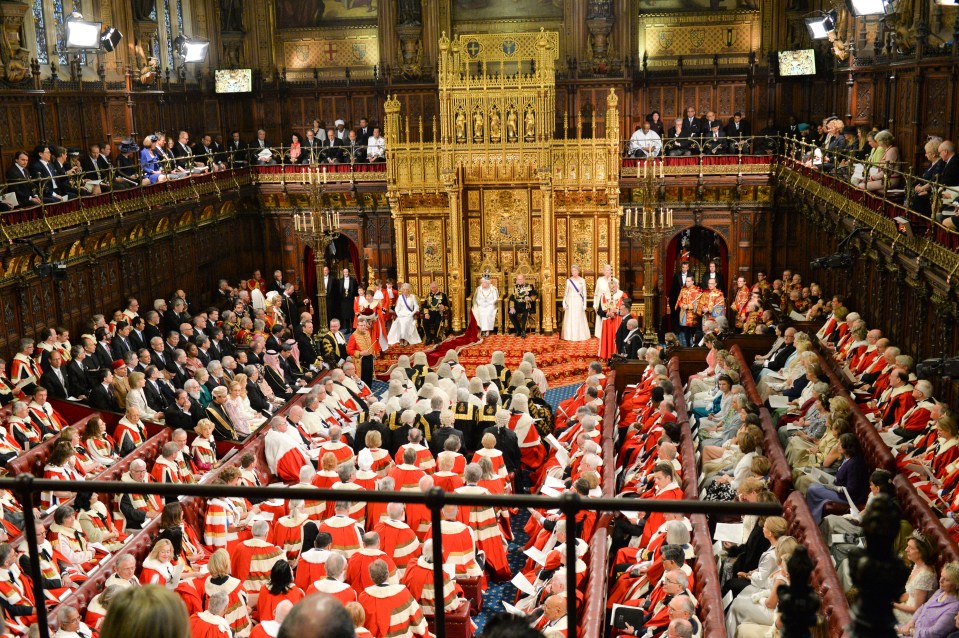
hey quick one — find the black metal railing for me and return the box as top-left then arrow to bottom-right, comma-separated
1,475 -> 780,638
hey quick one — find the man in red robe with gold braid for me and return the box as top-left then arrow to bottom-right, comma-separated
319,502 -> 364,557
373,503 -> 421,579
345,532 -> 398,591
357,559 -> 429,638
229,520 -> 286,594
878,369 -> 916,429
189,591 -> 233,638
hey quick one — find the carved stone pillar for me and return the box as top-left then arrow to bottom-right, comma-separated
585,0 -> 614,72
0,2 -> 30,84
539,178 -> 556,334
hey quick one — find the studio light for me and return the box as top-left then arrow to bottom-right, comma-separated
848,0 -> 889,15
805,13 -> 836,40
935,0 -> 958,5
174,35 -> 209,63
66,17 -> 102,49
100,26 -> 123,52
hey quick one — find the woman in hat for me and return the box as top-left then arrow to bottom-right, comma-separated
139,135 -> 168,185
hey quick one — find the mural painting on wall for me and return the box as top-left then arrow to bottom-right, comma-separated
452,0 -> 562,22
276,0 -> 377,29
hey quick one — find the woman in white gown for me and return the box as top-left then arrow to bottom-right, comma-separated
592,263 -> 612,338
387,283 -> 422,346
562,264 -> 591,341
473,277 -> 499,335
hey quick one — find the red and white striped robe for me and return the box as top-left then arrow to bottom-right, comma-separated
230,539 -> 285,593
395,443 -> 436,474
357,583 -> 429,638
319,515 -> 363,557
401,556 -> 462,615
373,519 -> 421,579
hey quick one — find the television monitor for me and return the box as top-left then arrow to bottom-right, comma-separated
778,49 -> 817,77
215,69 -> 252,94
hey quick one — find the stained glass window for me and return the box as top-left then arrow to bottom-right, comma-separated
32,0 -> 48,64
52,0 -> 66,65
175,0 -> 183,34
162,0 -> 174,68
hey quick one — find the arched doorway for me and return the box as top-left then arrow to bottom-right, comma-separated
663,226 -> 729,334
302,234 -> 363,332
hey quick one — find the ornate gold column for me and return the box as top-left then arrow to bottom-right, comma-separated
539,175 -> 556,333
444,169 -> 465,331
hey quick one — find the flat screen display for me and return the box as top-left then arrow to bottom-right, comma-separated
215,69 -> 252,93
778,50 -> 816,77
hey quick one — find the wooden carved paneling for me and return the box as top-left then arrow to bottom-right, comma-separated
924,77 -> 949,134
854,80 -> 873,124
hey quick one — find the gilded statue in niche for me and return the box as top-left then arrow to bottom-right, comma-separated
489,107 -> 502,143
455,109 -> 467,142
524,107 -> 536,141
473,109 -> 485,142
506,108 -> 518,142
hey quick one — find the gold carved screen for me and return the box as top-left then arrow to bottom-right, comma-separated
385,30 -> 621,333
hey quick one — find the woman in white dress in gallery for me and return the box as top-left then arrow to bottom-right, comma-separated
592,263 -> 612,338
562,264 -> 591,341
473,277 -> 499,336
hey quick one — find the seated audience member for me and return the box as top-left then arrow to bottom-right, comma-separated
898,562 -> 959,638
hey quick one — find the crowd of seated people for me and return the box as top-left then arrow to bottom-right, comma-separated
670,264 -> 959,637
626,106 -> 755,158
0,254 -> 635,638
0,118 -> 387,211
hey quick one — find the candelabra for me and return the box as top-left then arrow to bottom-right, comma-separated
293,167 -> 342,334
623,205 -> 674,344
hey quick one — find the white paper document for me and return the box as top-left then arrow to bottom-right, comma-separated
713,522 -> 744,545
768,395 -> 791,409
502,601 -> 525,616
511,573 -> 536,596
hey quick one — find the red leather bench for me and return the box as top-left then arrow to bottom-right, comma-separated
580,527 -> 608,637
7,413 -> 98,479
782,492 -> 850,637
691,514 -> 728,638
894,474 -> 959,566
759,409 -> 794,503
669,363 -> 700,500
425,600 -> 473,638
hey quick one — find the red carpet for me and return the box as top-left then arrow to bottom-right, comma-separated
376,322 -> 602,386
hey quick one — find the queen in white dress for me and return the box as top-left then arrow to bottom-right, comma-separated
562,264 -> 591,341
472,277 -> 499,335
387,283 -> 422,346
592,263 -> 612,338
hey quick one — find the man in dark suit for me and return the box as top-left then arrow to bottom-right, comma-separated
343,130 -> 366,164
110,321 -> 134,360
725,112 -> 751,153
667,118 -> 695,157
339,268 -> 359,331
281,283 -> 307,328
5,151 -> 41,207
301,130 -> 321,164
681,106 -> 701,137
355,118 -> 372,146
699,260 -> 724,292
128,316 -> 147,352
252,129 -> 276,165
92,328 -> 113,369
703,123 -> 728,155
321,265 -> 338,324
227,131 -> 249,165
296,320 -> 320,369
79,143 -> 110,191
88,369 -> 121,412
701,110 -> 721,136
320,128 -> 344,163
938,141 -> 959,186
750,327 -> 796,378
621,319 -> 644,359
40,350 -> 70,399
614,305 -> 633,355
172,131 -> 198,170
32,145 -> 74,203
65,349 -> 91,399
165,389 -> 198,430
143,366 -> 168,413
